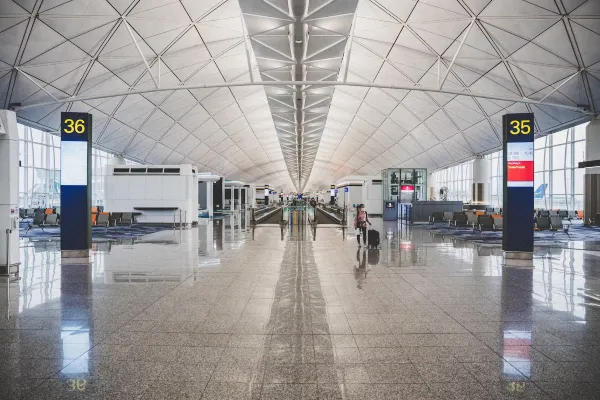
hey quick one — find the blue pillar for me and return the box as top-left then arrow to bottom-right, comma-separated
502,113 -> 534,259
60,112 -> 92,259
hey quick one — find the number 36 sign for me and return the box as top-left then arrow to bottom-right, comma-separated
61,112 -> 91,141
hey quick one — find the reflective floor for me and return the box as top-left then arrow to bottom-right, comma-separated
2,215 -> 600,399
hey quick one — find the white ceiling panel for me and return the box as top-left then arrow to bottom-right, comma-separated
4,0 -> 597,191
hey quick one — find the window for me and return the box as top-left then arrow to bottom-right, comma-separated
431,160 -> 473,202
17,124 -> 138,208
432,121 -> 589,211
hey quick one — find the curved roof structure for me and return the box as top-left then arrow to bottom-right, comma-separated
1,0 -> 599,191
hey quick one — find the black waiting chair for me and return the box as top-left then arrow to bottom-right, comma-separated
27,213 -> 46,233
557,210 -> 569,220
44,214 -> 59,227
550,216 -> 570,238
535,216 -> 551,231
429,212 -> 444,225
466,213 -> 478,228
19,209 -> 27,220
95,213 -> 111,233
118,212 -> 135,227
26,208 -> 35,218
443,212 -> 454,224
493,216 -> 503,231
109,212 -> 122,227
450,213 -> 469,229
537,210 -> 550,218
474,215 -> 495,233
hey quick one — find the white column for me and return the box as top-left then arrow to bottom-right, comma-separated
473,156 -> 491,204
584,120 -> 600,222
206,181 -> 214,219
0,110 -> 20,271
427,173 -> 437,200
586,120 -> 600,176
237,186 -> 242,211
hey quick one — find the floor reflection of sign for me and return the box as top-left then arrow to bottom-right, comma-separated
507,142 -> 534,187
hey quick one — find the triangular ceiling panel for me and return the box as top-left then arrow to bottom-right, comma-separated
6,0 -> 597,192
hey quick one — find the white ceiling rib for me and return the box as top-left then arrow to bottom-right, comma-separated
1,0 -> 599,192
307,0 -> 599,189
1,0 -> 293,190
240,0 -> 359,191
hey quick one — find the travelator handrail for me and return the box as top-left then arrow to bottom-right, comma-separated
316,204 -> 345,225
250,205 -> 281,224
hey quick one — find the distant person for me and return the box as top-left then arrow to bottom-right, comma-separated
310,198 -> 317,208
353,203 -> 371,247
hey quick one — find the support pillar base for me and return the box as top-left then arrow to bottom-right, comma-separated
503,251 -> 533,268
61,249 -> 91,264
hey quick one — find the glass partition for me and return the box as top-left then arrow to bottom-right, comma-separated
382,168 -> 427,202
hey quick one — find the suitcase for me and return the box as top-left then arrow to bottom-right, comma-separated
367,229 -> 380,248
367,249 -> 380,265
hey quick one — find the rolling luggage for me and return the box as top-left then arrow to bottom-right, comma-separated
367,229 -> 380,248
367,249 -> 380,265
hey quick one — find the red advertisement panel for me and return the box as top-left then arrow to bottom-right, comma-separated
507,160 -> 533,182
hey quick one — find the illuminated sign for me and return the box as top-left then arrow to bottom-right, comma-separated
330,184 -> 335,189
344,187 -> 348,193
60,112 -> 91,186
502,113 -> 534,253
507,142 -> 533,187
385,201 -> 395,209
61,142 -> 88,185
60,111 -> 92,251
400,185 -> 414,191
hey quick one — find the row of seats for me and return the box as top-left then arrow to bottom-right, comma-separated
535,216 -> 570,237
26,212 -> 59,233
92,212 -> 136,231
430,211 -> 570,237
26,209 -> 135,233
536,209 -> 582,220
430,212 -> 503,232
20,207 -> 61,219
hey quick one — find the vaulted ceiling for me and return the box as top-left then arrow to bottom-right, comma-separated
1,0 -> 599,191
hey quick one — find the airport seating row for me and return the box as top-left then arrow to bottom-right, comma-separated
92,212 -> 136,231
20,207 -> 61,220
534,216 -> 570,237
430,211 -> 503,232
26,212 -> 60,233
536,209 -> 582,220
430,211 -> 570,237
25,208 -> 136,233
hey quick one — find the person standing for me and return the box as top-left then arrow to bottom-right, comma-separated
353,204 -> 371,247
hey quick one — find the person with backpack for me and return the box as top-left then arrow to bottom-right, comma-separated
353,204 -> 371,247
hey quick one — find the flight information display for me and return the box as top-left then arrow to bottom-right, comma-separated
61,141 -> 88,185
506,142 -> 534,187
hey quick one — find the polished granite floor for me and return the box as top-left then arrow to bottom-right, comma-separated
2,215 -> 600,399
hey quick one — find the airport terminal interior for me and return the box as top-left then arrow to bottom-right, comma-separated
2,0 -> 600,399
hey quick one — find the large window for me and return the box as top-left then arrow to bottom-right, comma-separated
18,124 -> 137,208
431,160 -> 473,202
432,122 -> 588,210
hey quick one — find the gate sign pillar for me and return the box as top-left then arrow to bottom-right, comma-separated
264,185 -> 269,206
502,113 -> 534,260
60,112 -> 92,259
